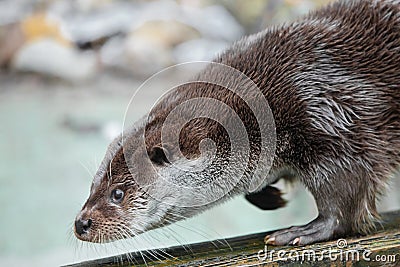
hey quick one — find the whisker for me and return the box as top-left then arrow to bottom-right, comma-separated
156,223 -> 193,254
165,212 -> 232,250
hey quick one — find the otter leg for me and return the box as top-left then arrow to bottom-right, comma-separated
265,169 -> 379,246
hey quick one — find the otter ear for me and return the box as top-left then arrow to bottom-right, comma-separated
149,145 -> 170,165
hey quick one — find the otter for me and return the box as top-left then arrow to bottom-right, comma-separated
74,0 -> 400,246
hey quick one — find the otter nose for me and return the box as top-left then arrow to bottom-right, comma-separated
75,218 -> 92,236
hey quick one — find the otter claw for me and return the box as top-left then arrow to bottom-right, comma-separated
265,237 -> 276,245
292,237 -> 301,245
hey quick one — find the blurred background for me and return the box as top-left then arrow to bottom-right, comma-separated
0,0 -> 399,266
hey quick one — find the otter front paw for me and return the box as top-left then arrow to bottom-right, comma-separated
265,216 -> 348,246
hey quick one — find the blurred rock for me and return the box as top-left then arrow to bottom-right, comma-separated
21,13 -> 69,45
0,0 -> 246,78
75,0 -> 115,12
100,33 -> 172,78
173,38 -> 229,63
218,0 -> 269,32
6,12 -> 98,81
98,36 -> 125,69
123,33 -> 173,77
132,20 -> 200,47
1,13 -> 68,68
258,0 -> 336,29
0,0 -> 32,25
60,2 -> 136,46
12,38 -> 97,81
180,4 -> 244,41
75,32 -> 124,51
0,23 -> 26,67
101,19 -> 200,76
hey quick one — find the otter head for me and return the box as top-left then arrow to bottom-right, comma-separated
73,128 -> 148,243
73,108 -> 232,243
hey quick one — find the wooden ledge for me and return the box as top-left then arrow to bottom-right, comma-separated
64,210 -> 400,267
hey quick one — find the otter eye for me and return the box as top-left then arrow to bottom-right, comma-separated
111,189 -> 124,203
